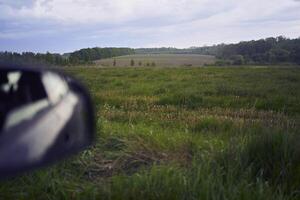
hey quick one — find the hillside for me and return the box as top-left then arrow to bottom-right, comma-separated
95,54 -> 216,67
1,36 -> 299,66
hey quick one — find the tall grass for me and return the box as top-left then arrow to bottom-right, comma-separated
0,66 -> 299,199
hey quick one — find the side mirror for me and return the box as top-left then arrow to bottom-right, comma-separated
0,66 -> 95,178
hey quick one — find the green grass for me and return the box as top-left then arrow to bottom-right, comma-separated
0,66 -> 299,199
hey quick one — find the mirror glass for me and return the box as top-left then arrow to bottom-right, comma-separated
0,68 -> 94,177
0,70 -> 68,131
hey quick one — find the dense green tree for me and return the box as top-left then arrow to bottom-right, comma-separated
69,47 -> 134,64
135,36 -> 300,65
231,55 -> 245,65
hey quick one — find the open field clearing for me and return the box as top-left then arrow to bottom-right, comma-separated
95,54 -> 216,67
0,66 -> 299,199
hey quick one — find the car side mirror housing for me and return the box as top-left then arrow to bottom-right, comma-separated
0,66 -> 95,178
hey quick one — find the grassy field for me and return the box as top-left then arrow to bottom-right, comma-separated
0,66 -> 300,200
95,54 -> 216,67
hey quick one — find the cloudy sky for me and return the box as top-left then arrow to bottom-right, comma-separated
0,0 -> 300,53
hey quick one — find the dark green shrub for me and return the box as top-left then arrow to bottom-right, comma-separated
130,59 -> 135,66
231,55 -> 245,65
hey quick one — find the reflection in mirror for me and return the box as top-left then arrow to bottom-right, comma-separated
0,70 -> 72,131
0,67 -> 94,177
0,70 -> 49,130
42,72 -> 68,104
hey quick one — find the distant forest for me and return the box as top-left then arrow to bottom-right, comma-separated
0,48 -> 134,66
136,36 -> 300,65
0,36 -> 299,66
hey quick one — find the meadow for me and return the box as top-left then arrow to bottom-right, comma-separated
0,66 -> 299,200
95,54 -> 216,67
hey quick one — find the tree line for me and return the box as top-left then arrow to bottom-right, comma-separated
211,36 -> 300,65
135,36 -> 300,65
1,36 -> 299,66
69,47 -> 134,64
0,52 -> 69,66
0,47 -> 134,66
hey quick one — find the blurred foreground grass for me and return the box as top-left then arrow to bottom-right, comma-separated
0,66 -> 299,200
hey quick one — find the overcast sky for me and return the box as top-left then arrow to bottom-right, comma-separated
0,0 -> 300,53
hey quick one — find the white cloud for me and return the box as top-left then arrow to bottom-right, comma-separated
1,0 -> 299,25
0,0 -> 241,24
0,0 -> 34,8
0,0 -> 298,28
0,0 -> 299,51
